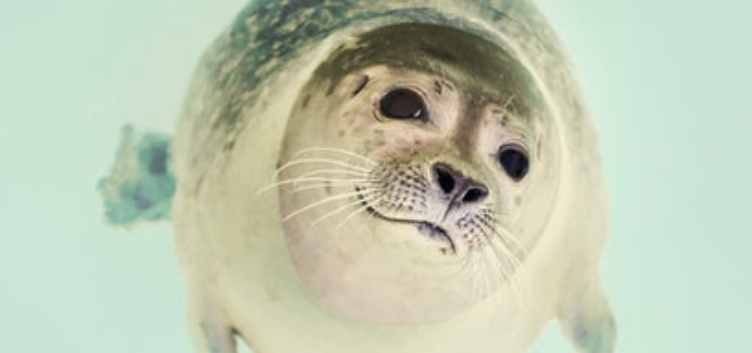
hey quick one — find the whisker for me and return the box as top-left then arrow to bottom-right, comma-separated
441,246 -> 475,280
296,169 -> 370,179
459,246 -> 478,274
472,252 -> 486,302
463,250 -> 478,302
481,245 -> 500,301
489,219 -> 528,258
311,191 -> 379,227
311,193 -> 383,253
478,220 -> 523,283
468,252 -> 480,302
291,147 -> 378,165
256,177 -> 372,195
484,227 -> 523,271
334,202 -> 374,230
352,194 -> 382,239
281,191 -> 363,223
273,158 -> 370,180
476,250 -> 489,301
482,223 -> 530,311
466,216 -> 528,310
485,235 -> 518,291
480,233 -> 512,281
291,183 -> 361,193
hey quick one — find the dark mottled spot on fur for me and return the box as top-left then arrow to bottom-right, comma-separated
223,140 -> 236,152
352,75 -> 369,96
537,136 -> 543,160
422,46 -> 457,65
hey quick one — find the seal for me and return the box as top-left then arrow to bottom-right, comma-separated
167,1 -> 615,352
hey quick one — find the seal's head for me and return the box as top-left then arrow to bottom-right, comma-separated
277,23 -> 562,325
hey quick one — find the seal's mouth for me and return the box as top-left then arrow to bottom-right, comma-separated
355,189 -> 457,254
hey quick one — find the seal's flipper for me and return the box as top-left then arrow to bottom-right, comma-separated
97,125 -> 176,226
187,288 -> 239,353
189,316 -> 238,353
558,276 -> 617,353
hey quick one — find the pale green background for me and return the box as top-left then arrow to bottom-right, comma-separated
1,0 -> 750,352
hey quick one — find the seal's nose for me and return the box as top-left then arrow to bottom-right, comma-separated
431,162 -> 488,204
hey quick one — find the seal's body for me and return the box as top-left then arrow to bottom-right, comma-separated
170,1 -> 615,352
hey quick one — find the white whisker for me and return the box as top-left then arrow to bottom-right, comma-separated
484,228 -> 522,272
292,147 -> 378,165
481,235 -> 511,281
353,195 -> 381,239
311,191 -> 379,227
480,220 -> 523,275
480,247 -> 496,301
490,219 -> 528,256
273,158 -> 370,180
442,244 -> 477,281
335,202 -> 375,230
482,224 -> 530,311
472,252 -> 485,302
291,183 -> 361,193
296,168 -> 370,179
256,177 -> 371,195
282,191 -> 363,223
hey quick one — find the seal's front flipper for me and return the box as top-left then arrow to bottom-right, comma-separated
558,276 -> 617,353
188,289 -> 238,353
189,316 -> 238,353
97,125 -> 176,226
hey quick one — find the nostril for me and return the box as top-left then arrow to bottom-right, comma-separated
462,186 -> 488,203
434,165 -> 456,195
433,163 -> 488,203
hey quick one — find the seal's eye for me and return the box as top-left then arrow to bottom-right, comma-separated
379,89 -> 427,120
498,145 -> 529,181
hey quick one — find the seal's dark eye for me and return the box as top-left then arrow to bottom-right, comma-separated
498,145 -> 529,181
379,88 -> 427,120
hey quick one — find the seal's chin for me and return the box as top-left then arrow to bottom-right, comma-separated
359,196 -> 458,254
